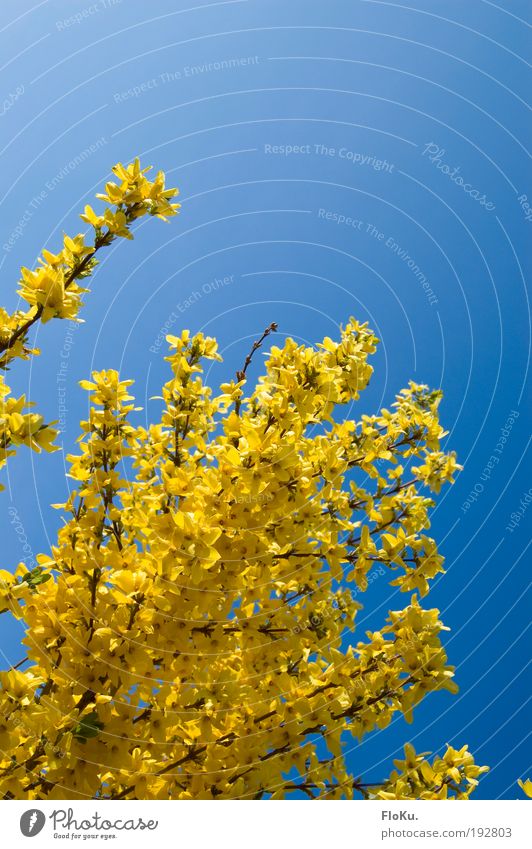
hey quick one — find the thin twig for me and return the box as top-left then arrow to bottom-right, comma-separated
235,322 -> 277,415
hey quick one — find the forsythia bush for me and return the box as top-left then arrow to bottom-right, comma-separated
0,161 -> 489,800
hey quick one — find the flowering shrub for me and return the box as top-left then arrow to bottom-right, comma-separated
0,162 -> 488,800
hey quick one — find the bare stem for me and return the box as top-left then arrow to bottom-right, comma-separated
235,322 -> 278,415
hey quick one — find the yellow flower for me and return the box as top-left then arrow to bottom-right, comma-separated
518,778 -> 532,798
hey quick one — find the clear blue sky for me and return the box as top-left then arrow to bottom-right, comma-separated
0,0 -> 530,799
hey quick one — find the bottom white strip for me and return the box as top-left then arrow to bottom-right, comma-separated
2,799 -> 529,849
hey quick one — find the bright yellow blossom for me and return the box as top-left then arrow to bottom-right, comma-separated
518,778 -> 532,798
0,162 -> 487,800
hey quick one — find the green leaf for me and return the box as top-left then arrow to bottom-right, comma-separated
73,711 -> 104,743
21,568 -> 52,590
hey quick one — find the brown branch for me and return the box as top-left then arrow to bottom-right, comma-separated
283,779 -> 385,795
235,322 -> 277,415
349,477 -> 419,510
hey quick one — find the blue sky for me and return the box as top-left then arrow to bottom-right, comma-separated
0,0 -> 530,799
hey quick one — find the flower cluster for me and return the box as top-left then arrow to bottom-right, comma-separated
0,160 -> 179,490
0,377 -> 59,492
377,744 -> 489,799
0,320 -> 487,800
